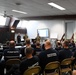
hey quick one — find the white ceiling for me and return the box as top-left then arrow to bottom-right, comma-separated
0,0 -> 76,18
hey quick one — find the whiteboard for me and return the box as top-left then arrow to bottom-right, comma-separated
50,33 -> 58,38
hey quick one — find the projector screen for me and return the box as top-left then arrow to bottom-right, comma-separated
37,28 -> 49,37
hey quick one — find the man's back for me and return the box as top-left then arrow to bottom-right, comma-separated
35,47 -> 42,55
59,48 -> 73,62
59,40 -> 73,62
39,48 -> 58,72
20,56 -> 39,75
3,48 -> 20,61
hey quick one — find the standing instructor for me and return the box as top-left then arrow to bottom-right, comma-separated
17,33 -> 21,43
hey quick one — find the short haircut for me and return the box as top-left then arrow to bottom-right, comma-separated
45,40 -> 51,46
63,40 -> 69,47
26,38 -> 30,44
9,40 -> 15,47
33,39 -> 36,44
26,47 -> 33,54
45,39 -> 48,41
57,42 -> 61,46
36,41 -> 40,46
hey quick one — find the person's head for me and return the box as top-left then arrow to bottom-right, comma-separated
25,47 -> 33,57
9,40 -> 15,48
45,39 -> 48,42
26,38 -> 31,46
36,41 -> 40,48
45,40 -> 52,50
57,41 -> 62,46
63,40 -> 69,48
23,36 -> 25,40
32,39 -> 36,44
18,33 -> 20,36
58,42 -> 62,46
26,38 -> 30,44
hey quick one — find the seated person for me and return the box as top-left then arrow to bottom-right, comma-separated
20,38 -> 31,57
21,38 -> 36,57
59,40 -> 73,70
72,51 -> 76,66
59,40 -> 73,62
41,39 -> 48,50
35,41 -> 43,56
55,41 -> 62,52
20,47 -> 39,75
3,40 -> 21,61
0,40 -> 21,75
69,40 -> 76,53
38,40 -> 59,73
31,39 -> 36,49
1,40 -> 20,75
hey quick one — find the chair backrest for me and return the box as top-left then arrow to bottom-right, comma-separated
61,58 -> 73,66
23,66 -> 41,75
6,59 -> 21,65
45,61 -> 60,70
21,56 -> 26,60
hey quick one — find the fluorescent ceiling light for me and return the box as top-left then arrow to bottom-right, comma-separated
12,10 -> 27,14
48,2 -> 66,10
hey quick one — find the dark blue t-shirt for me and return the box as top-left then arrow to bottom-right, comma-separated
38,48 -> 59,72
20,56 -> 39,75
59,48 -> 73,62
3,48 -> 20,61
